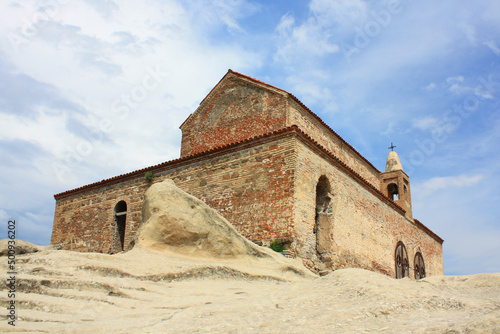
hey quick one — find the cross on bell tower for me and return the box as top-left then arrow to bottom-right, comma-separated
380,145 -> 413,219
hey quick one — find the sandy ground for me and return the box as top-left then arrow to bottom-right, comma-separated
1,246 -> 499,334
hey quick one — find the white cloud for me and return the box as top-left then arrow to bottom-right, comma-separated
309,0 -> 368,27
83,0 -> 119,19
474,87 -> 494,99
446,75 -> 466,94
380,121 -> 397,136
459,23 -> 476,45
275,12 -> 295,35
0,209 -> 6,221
273,10 -> 340,65
446,76 -> 464,84
410,114 -> 460,139
286,75 -> 338,113
412,116 -> 441,131
413,174 -> 485,198
412,169 -> 499,275
484,40 -> 500,55
0,0 -> 264,184
183,0 -> 261,35
213,0 -> 260,33
423,83 -> 436,91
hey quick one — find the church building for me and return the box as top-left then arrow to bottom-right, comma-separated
51,70 -> 443,278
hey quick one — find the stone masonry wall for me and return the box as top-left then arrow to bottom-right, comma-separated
51,177 -> 149,253
180,76 -> 288,158
287,99 -> 380,188
293,139 -> 443,277
51,136 -> 297,252
51,178 -> 150,254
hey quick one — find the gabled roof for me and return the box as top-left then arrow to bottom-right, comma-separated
181,70 -> 381,174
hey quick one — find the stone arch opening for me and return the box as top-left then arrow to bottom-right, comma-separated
414,252 -> 426,279
395,241 -> 409,279
315,176 -> 333,260
114,201 -> 127,251
388,183 -> 399,201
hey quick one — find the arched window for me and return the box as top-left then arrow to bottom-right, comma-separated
114,201 -> 127,251
315,176 -> 333,258
395,241 -> 409,279
414,252 -> 426,279
388,183 -> 399,201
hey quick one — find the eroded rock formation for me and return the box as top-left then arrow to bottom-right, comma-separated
137,179 -> 278,259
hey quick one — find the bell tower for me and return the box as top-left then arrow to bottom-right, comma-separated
380,144 -> 412,219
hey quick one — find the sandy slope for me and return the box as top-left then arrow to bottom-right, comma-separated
1,246 -> 499,334
2,182 -> 498,333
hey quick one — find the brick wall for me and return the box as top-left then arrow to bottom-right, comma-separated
52,135 -> 297,252
180,76 -> 288,158
293,138 -> 443,277
51,179 -> 148,253
287,99 -> 381,188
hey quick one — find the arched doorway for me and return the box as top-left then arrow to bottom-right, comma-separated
114,201 -> 127,251
315,176 -> 333,259
395,241 -> 409,279
414,252 -> 426,279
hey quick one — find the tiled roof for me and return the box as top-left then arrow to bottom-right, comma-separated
54,125 -> 398,214
54,124 -> 442,242
54,126 -> 298,199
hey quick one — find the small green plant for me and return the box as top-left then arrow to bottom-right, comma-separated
145,171 -> 154,182
269,238 -> 285,253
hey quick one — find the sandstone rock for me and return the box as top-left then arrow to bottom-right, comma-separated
0,247 -> 498,333
137,179 -> 277,258
0,239 -> 45,256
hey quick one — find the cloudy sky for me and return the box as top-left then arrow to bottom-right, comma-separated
1,0 -> 499,275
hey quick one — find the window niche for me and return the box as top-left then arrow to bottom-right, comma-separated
315,176 -> 334,259
388,183 -> 399,201
114,201 -> 127,251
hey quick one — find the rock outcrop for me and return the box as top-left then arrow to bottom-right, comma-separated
137,179 -> 275,258
0,239 -> 45,256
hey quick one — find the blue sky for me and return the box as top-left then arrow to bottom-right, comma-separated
0,0 -> 498,275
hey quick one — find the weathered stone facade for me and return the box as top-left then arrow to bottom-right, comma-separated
51,70 -> 444,278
